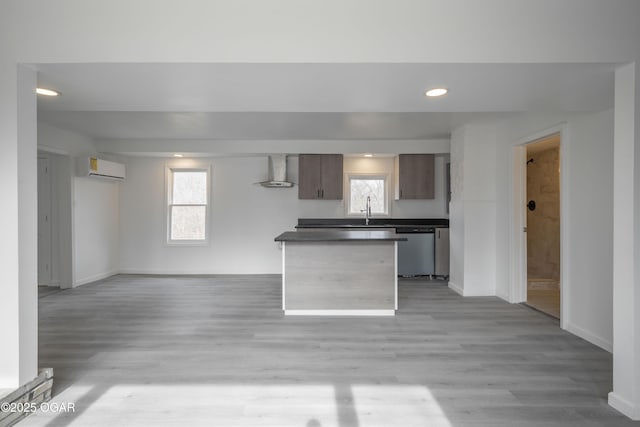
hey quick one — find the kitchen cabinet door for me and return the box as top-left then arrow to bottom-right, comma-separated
396,154 -> 435,199
435,227 -> 450,276
298,154 -> 343,200
319,154 -> 343,200
298,154 -> 322,199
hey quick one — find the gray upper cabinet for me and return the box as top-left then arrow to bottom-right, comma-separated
298,154 -> 343,200
298,154 -> 322,199
394,154 -> 435,199
319,154 -> 343,199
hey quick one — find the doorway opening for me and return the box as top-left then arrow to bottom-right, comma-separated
37,153 -> 53,287
524,135 -> 561,318
37,151 -> 74,291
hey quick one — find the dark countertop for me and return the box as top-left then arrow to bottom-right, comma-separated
296,224 -> 431,230
296,218 -> 449,229
275,230 -> 408,242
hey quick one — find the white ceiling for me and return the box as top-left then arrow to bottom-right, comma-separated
36,63 -> 616,141
38,111 -> 487,140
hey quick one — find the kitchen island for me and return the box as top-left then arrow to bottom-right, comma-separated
274,230 -> 407,316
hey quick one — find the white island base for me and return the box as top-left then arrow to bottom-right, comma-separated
276,232 -> 402,316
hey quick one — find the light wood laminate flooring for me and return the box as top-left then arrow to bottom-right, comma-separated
20,275 -> 637,427
37,285 -> 62,299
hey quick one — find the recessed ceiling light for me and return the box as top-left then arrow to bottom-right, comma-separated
173,154 -> 183,158
425,88 -> 448,97
36,88 -> 59,97
364,154 -> 373,158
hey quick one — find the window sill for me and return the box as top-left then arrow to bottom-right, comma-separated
166,240 -> 210,247
345,213 -> 391,218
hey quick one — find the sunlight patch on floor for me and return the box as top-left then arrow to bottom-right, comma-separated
351,385 -> 452,427
18,383 -> 453,427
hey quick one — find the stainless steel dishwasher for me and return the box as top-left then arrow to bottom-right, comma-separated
396,227 -> 435,276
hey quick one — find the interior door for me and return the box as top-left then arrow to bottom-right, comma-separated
38,157 -> 52,286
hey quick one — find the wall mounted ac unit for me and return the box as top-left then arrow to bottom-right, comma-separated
77,157 -> 126,181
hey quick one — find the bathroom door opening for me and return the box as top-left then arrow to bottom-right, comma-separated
523,134 -> 561,318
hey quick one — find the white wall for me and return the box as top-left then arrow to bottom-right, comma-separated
37,123 -> 120,287
631,65 -> 640,421
73,177 -> 120,285
483,110 -> 615,350
38,122 -> 97,155
450,109 -> 615,348
37,130 -> 451,280
95,138 -> 450,156
119,156 -> 299,274
609,64 -> 640,419
118,153 -> 449,275
564,111 -> 614,348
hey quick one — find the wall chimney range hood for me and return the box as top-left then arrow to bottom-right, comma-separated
258,154 -> 294,188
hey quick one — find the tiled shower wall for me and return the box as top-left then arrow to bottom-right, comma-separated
526,146 -> 560,284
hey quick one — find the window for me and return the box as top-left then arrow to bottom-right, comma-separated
167,167 -> 210,244
347,174 -> 389,216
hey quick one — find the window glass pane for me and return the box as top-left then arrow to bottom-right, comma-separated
171,206 -> 206,240
172,171 -> 207,204
350,178 -> 385,214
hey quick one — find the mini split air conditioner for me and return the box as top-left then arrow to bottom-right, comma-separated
77,157 -> 126,181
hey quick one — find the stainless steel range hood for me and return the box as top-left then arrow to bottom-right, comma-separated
258,154 -> 294,188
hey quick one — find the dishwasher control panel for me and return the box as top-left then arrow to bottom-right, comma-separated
395,227 -> 435,233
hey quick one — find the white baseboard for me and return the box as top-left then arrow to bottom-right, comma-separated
73,270 -> 282,285
448,281 -> 463,295
565,322 -> 613,353
37,281 -> 60,287
448,281 -> 503,298
496,292 -> 510,302
462,291 -> 497,297
74,270 -> 118,287
285,310 -> 395,316
608,392 -> 640,420
118,269 -> 280,275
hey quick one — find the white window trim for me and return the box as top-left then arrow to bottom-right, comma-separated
165,164 -> 212,246
345,172 -> 391,218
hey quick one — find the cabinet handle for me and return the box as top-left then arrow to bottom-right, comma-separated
317,189 -> 320,198
321,189 -> 324,198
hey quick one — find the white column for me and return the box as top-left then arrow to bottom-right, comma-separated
448,127 -> 465,294
449,123 -> 497,297
0,62 -> 21,389
609,62 -> 640,420
636,63 -> 640,419
18,65 -> 39,384
0,63 -> 38,388
55,155 -> 76,289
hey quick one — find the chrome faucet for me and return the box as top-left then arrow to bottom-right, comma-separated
361,195 -> 372,225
